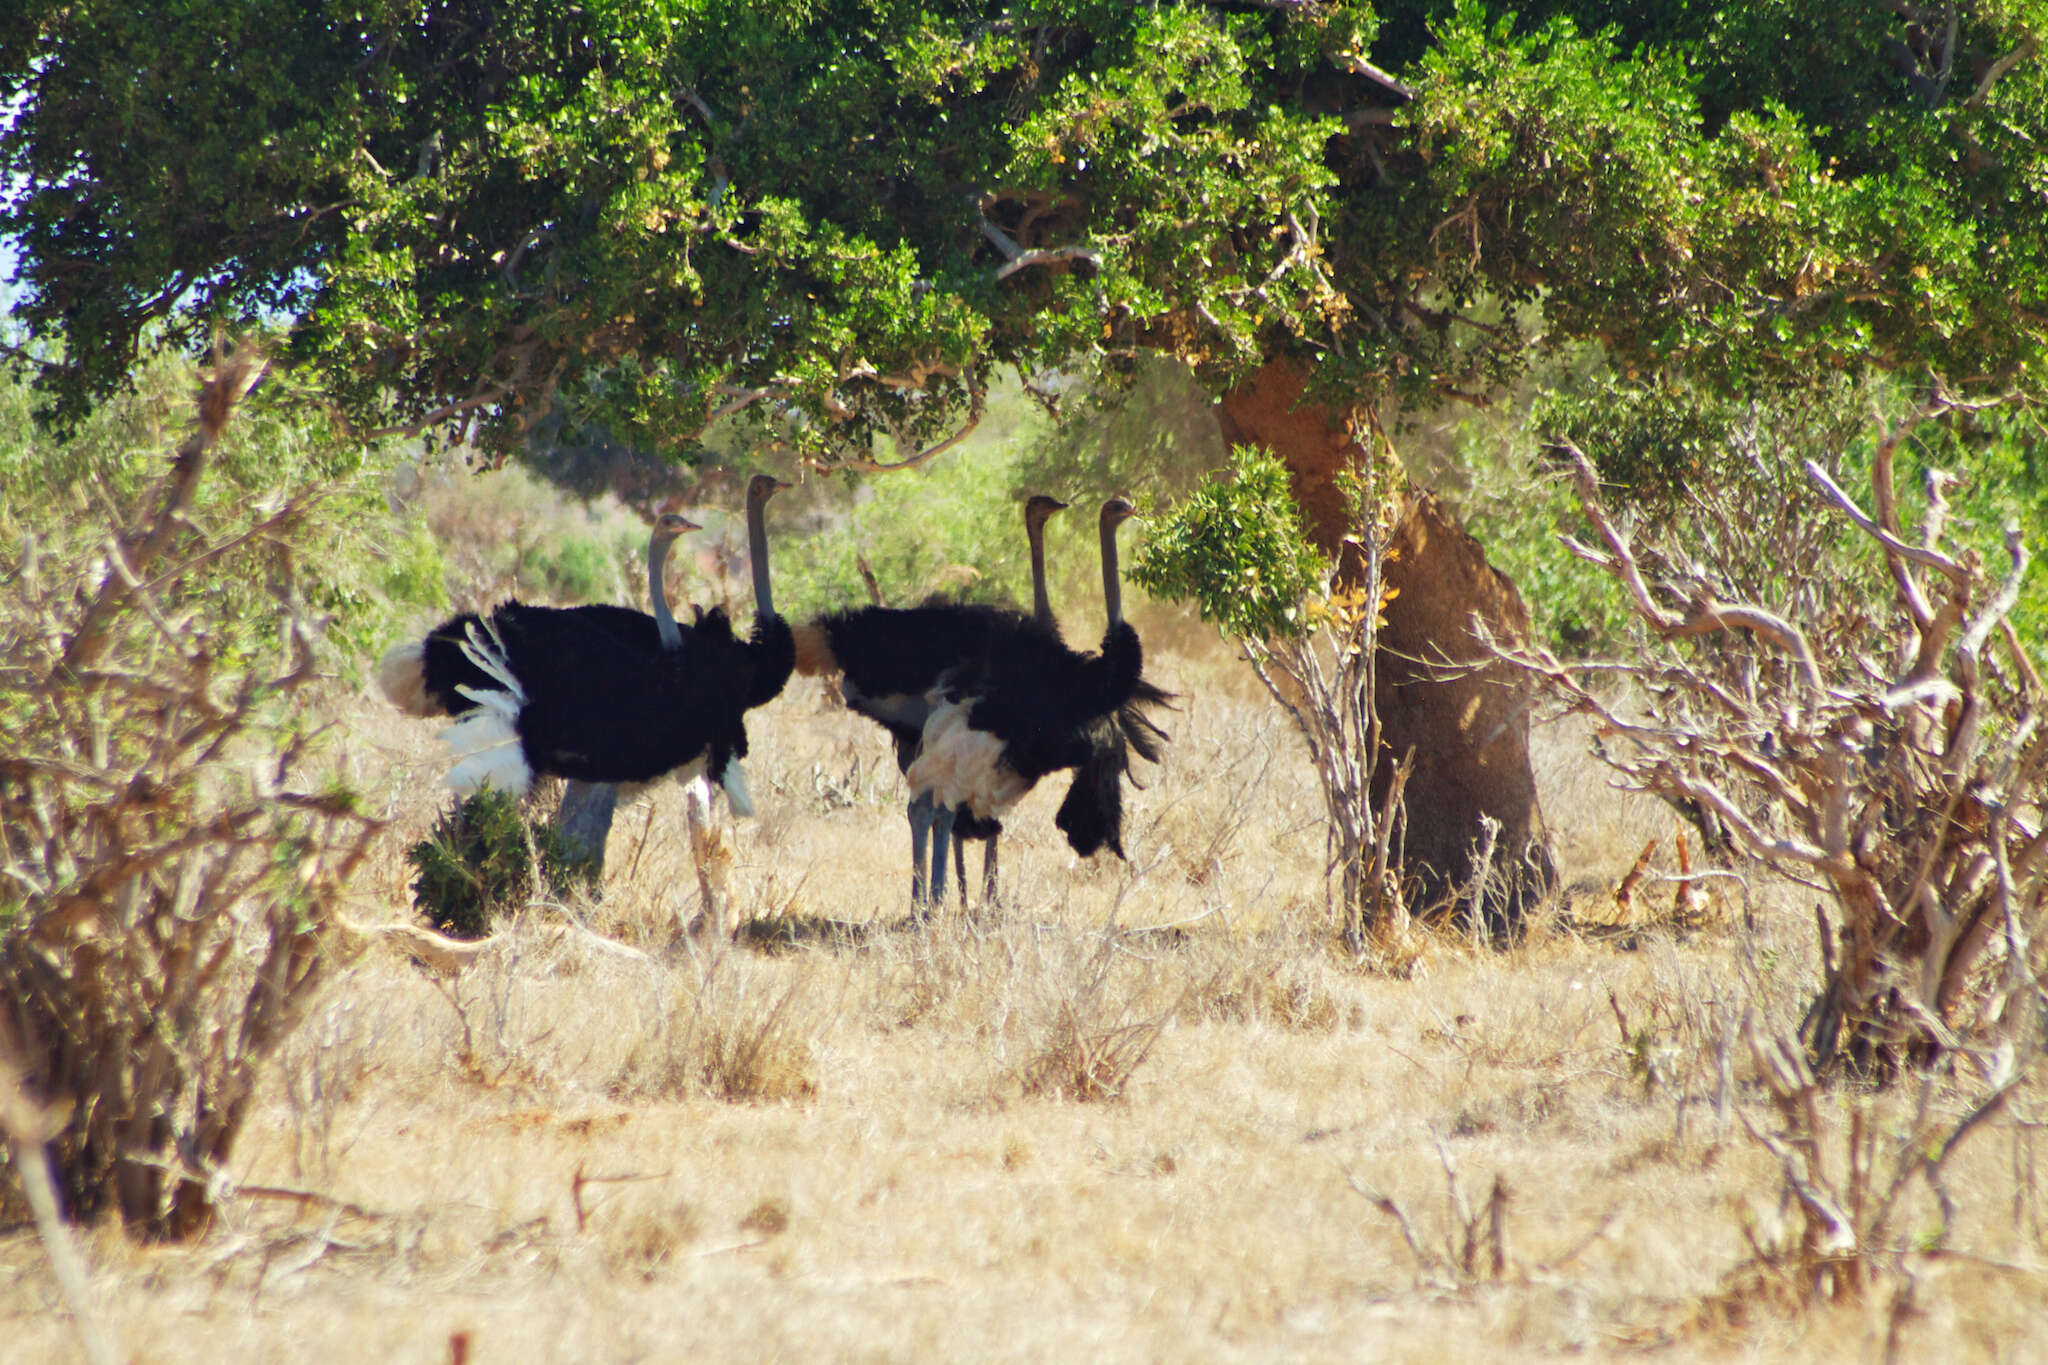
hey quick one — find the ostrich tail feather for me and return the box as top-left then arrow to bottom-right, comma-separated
791,622 -> 838,676
376,639 -> 438,716
457,618 -> 527,702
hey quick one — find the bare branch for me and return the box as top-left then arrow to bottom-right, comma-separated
1332,52 -> 1417,101
1966,37 -> 2039,109
1806,458 -> 1968,587
1554,445 -> 1682,632
995,245 -> 1103,281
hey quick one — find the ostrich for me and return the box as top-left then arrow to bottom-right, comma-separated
1052,499 -> 1174,860
379,475 -> 795,810
789,494 -> 1072,912
934,494 -> 1071,907
901,496 -> 1159,911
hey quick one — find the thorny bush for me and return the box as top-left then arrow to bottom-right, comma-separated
1502,404 -> 2046,1078
0,351 -> 379,1238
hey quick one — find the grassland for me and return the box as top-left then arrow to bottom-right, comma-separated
4,603 -> 2047,1363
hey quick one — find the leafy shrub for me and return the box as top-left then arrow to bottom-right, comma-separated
1133,443 -> 1410,948
1128,443 -> 1328,639
407,790 -> 580,939
518,531 -> 625,604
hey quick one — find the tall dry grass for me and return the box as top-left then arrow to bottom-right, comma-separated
4,632 -> 2045,1363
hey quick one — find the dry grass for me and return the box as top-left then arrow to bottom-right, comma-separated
5,631 -> 2047,1363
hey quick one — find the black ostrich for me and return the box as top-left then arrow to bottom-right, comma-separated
905,496 -> 1164,893
378,475 -> 795,806
790,494 -> 1073,911
942,492 -> 1071,901
926,494 -> 1071,907
1052,499 -> 1174,861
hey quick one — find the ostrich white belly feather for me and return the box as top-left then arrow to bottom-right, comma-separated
906,696 -> 1027,820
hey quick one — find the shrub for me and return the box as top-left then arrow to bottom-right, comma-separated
407,790 -> 582,939
1505,399 -> 2045,1077
1133,443 -> 1410,951
0,349 -> 380,1238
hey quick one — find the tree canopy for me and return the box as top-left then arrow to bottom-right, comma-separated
4,1 -> 2044,465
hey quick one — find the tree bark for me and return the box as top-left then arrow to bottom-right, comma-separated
1216,360 -> 1555,932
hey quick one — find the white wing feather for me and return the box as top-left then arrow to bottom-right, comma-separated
458,617 -> 527,702
437,617 -> 532,796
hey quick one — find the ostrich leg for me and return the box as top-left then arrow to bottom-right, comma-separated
927,805 -> 956,917
908,792 -> 936,914
556,780 -> 620,881
953,832 -> 998,912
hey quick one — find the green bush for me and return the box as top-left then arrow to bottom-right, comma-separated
406,790 -> 581,939
1439,367 -> 2048,663
1128,444 -> 1329,640
520,530 -> 625,603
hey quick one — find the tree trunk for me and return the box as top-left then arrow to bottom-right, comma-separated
1216,360 -> 1555,934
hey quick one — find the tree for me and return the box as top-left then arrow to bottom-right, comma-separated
5,1 -> 2043,920
5,2 -> 2042,459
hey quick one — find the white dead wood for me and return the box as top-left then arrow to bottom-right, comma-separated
1498,424 -> 2044,1074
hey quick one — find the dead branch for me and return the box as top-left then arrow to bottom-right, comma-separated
61,347 -> 269,671
0,1014 -> 118,1365
1514,413 -> 2045,1077
1343,1168 -> 1441,1272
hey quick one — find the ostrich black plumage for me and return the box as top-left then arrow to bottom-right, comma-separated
1052,499 -> 1174,860
378,475 -> 795,804
905,496 -> 1164,891
789,494 -> 1072,912
936,494 -> 1069,905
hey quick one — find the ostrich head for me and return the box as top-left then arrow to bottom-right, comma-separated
1025,493 -> 1070,528
747,472 -> 793,508
1100,496 -> 1139,528
653,510 -> 703,541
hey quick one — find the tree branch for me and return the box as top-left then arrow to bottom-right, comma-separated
1806,458 -> 1969,586
1333,52 -> 1417,101
995,245 -> 1103,281
61,347 -> 269,672
1966,37 -> 2037,109
815,377 -> 986,475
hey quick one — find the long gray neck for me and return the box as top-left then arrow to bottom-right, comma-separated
1100,515 -> 1124,628
649,532 -> 682,650
748,491 -> 776,619
1028,516 -> 1054,627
